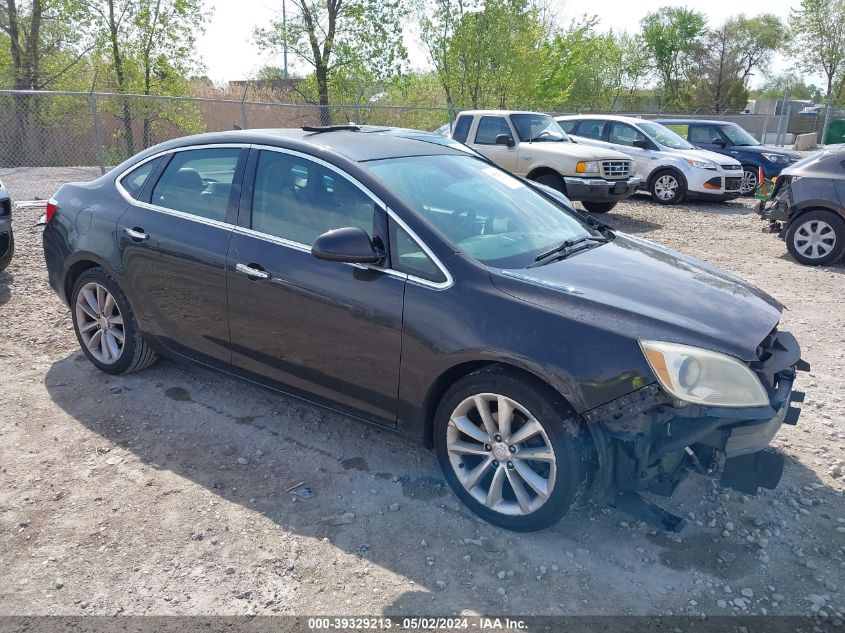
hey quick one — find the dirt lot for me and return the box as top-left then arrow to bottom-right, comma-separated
0,186 -> 843,621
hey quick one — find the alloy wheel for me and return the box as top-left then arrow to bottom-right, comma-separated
75,282 -> 126,364
793,219 -> 836,260
445,393 -> 557,516
654,175 -> 679,201
740,169 -> 758,195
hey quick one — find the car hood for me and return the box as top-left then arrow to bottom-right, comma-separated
490,233 -> 782,361
737,145 -> 801,159
526,141 -> 631,162
659,146 -> 742,166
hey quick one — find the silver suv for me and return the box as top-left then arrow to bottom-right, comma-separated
557,115 -> 744,204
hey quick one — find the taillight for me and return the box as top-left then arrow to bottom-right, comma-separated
45,198 -> 59,223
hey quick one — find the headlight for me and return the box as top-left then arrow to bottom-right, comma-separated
761,153 -> 787,164
576,161 -> 600,174
685,159 -> 716,170
640,340 -> 769,407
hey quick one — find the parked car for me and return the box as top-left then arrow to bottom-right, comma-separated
449,110 -> 641,213
757,144 -> 845,266
433,122 -> 451,137
44,125 -> 805,532
557,115 -> 744,204
0,179 -> 13,272
657,119 -> 802,195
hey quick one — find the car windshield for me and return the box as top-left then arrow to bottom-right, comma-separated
639,121 -> 694,150
365,155 -> 593,269
510,114 -> 571,143
720,123 -> 760,146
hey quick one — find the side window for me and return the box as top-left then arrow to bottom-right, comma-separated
558,119 -> 577,134
389,217 -> 446,283
252,150 -> 376,246
576,120 -> 606,140
120,158 -> 158,199
690,125 -> 722,144
474,116 -> 512,145
151,148 -> 241,222
664,123 -> 689,139
608,122 -> 647,147
452,115 -> 473,143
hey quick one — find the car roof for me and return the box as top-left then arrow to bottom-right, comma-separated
457,110 -> 551,117
145,126 -> 469,163
654,119 -> 736,126
555,114 -> 651,124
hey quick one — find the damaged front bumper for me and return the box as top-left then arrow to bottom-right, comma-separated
584,328 -> 807,528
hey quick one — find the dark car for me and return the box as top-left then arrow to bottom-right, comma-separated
757,144 -> 845,266
43,126 -> 806,532
0,179 -> 12,272
658,119 -> 801,195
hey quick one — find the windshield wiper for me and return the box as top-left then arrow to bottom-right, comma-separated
528,235 -> 608,267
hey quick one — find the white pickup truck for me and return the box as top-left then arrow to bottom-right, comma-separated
447,110 -> 642,213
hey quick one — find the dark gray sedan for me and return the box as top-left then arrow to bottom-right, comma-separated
43,126 -> 805,532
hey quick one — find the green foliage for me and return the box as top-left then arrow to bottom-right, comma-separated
641,6 -> 707,109
790,0 -> 845,103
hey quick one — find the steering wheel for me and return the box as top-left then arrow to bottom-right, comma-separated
450,207 -> 477,238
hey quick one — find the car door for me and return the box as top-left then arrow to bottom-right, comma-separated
468,115 -> 519,172
225,147 -> 406,424
689,124 -> 729,156
116,145 -> 246,368
607,121 -> 651,175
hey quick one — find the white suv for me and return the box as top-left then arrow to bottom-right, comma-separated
450,111 -> 641,213
556,115 -> 744,204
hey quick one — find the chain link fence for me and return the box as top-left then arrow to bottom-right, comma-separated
1,89 -> 839,200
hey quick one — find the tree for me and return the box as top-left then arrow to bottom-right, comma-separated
84,0 -> 206,155
791,0 -> 845,105
255,0 -> 407,120
692,15 -> 785,112
641,7 -> 707,109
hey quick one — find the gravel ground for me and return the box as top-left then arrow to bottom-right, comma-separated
0,185 -> 843,622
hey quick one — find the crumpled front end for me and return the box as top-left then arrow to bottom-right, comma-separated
584,326 -> 805,530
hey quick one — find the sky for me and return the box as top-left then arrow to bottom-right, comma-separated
196,0 -> 800,87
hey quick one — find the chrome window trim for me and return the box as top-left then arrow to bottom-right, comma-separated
113,142 -> 454,291
249,144 -> 454,290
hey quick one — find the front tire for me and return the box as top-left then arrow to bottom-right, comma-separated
71,267 -> 158,374
0,230 -> 13,272
582,201 -> 617,214
531,172 -> 566,194
434,366 -> 595,532
785,210 -> 845,266
649,169 -> 686,204
740,166 -> 759,195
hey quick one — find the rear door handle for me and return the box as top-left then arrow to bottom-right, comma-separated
235,262 -> 270,280
124,227 -> 149,241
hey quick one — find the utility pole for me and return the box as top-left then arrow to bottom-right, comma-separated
283,0 -> 289,80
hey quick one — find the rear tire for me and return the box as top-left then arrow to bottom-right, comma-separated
649,169 -> 686,204
582,201 -> 616,214
71,267 -> 158,374
434,366 -> 595,532
0,230 -> 13,272
785,210 -> 845,266
740,166 -> 759,196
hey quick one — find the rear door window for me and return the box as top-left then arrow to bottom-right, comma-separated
558,119 -> 577,134
690,124 -> 723,144
575,119 -> 606,140
151,148 -> 241,222
120,159 -> 159,199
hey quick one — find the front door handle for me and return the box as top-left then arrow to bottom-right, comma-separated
235,262 -> 270,280
124,227 -> 149,241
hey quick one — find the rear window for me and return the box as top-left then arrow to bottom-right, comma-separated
452,116 -> 472,143
120,159 -> 158,199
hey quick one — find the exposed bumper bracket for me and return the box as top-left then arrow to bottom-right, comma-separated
719,449 -> 784,495
611,491 -> 687,533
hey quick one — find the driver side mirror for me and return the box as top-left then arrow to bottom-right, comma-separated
311,227 -> 384,265
495,134 -> 516,147
712,137 -> 727,147
632,138 -> 650,149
